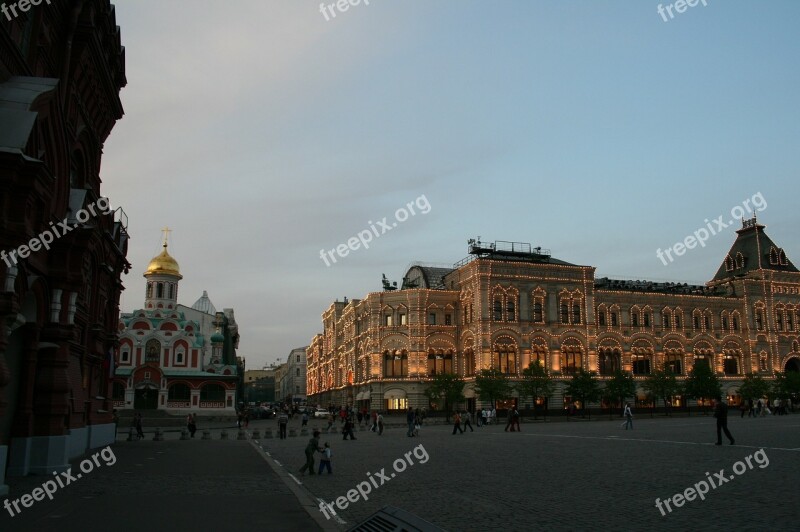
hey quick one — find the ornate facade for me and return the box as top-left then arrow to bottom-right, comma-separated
307,219 -> 800,412
113,237 -> 240,413
0,1 -> 128,492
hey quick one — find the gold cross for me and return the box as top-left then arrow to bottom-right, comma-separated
161,226 -> 172,247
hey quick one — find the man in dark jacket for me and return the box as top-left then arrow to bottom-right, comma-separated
714,396 -> 735,445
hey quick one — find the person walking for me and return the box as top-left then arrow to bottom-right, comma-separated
187,413 -> 197,438
714,396 -> 735,445
342,416 -> 357,440
299,430 -> 323,476
318,442 -> 333,475
462,410 -> 474,432
452,411 -> 463,435
301,411 -> 309,427
504,408 -> 514,432
481,408 -> 487,426
135,413 -> 144,440
511,407 -> 521,432
491,407 -> 497,425
377,411 -> 385,435
370,410 -> 378,432
406,407 -> 416,437
623,402 -> 633,430
112,409 -> 119,439
278,409 -> 289,440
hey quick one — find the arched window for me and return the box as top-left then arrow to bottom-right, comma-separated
735,252 -> 745,269
572,304 -> 581,325
157,282 -> 164,298
598,309 -> 606,326
200,384 -> 225,401
725,255 -> 734,271
631,348 -> 652,375
494,299 -> 503,321
463,348 -> 476,376
560,303 -> 569,324
168,283 -> 174,299
769,247 -> 778,265
561,345 -> 582,374
169,383 -> 191,400
532,299 -> 544,323
723,354 -> 739,375
146,282 -> 153,298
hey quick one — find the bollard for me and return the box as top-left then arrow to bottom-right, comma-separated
153,427 -> 163,441
202,429 -> 211,440
251,429 -> 261,439
180,429 -> 189,440
263,428 -> 273,439
237,429 -> 247,440
127,427 -> 135,442
220,429 -> 229,440
300,427 -> 308,437
288,428 -> 297,438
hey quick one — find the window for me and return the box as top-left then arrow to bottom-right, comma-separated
598,348 -> 620,376
121,349 -> 130,363
675,314 -> 681,328
168,283 -> 174,299
494,300 -> 503,321
598,310 -> 606,326
725,255 -> 734,271
385,314 -> 393,326
384,351 -> 408,377
533,301 -> 544,323
507,300 -> 516,322
169,383 -> 191,401
572,304 -> 581,324
631,313 -> 639,327
296,368 -> 300,377
297,354 -> 301,362
644,312 -> 650,327
427,352 -> 454,375
296,385 -> 300,394
157,283 -> 164,298
200,384 -> 225,401
733,315 -> 739,331
400,313 -> 407,325
561,347 -> 581,374
112,381 -> 125,400
693,315 -> 700,330
464,348 -> 476,376
789,312 -> 794,331
722,315 -> 728,330
663,314 -> 670,329
704,315 -> 710,330
560,303 -> 569,324
665,353 -> 683,375
175,347 -> 185,365
759,354 -> 768,371
632,354 -> 651,375
146,283 -> 153,298
736,252 -> 745,269
445,314 -> 452,325
611,312 -> 618,326
493,346 -> 516,374
723,356 -> 738,375
755,308 -> 764,330
428,313 -> 437,325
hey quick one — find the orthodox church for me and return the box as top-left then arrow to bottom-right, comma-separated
112,234 -> 240,412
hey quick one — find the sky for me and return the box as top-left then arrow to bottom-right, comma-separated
102,0 -> 800,370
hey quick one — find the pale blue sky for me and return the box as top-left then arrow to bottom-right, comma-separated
103,0 -> 800,368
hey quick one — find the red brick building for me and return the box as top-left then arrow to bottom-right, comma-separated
0,0 -> 128,494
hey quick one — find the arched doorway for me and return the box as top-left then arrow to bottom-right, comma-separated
134,384 -> 159,409
786,357 -> 800,373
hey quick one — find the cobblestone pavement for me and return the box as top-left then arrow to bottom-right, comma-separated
256,414 -> 800,531
2,414 -> 796,531
0,439 -> 321,532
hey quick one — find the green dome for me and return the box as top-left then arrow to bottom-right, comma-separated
210,331 -> 224,343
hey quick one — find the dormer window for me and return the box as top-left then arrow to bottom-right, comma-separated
725,255 -> 734,272
735,252 -> 745,269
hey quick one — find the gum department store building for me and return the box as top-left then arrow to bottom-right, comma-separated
306,218 -> 800,413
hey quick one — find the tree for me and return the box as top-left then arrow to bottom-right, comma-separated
424,373 -> 465,422
602,370 -> 637,418
683,360 -> 721,414
564,369 -> 602,419
641,369 -> 681,416
473,369 -> 513,410
517,362 -> 556,420
772,371 -> 800,404
738,373 -> 771,405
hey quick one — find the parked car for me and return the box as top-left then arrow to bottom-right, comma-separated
313,408 -> 329,418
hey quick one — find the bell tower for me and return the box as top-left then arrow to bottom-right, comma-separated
143,228 -> 183,310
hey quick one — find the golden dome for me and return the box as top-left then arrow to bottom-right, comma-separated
144,243 -> 182,279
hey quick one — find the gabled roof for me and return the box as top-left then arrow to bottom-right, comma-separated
711,218 -> 798,282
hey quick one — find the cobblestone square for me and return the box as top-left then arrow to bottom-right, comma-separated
259,414 -> 800,531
